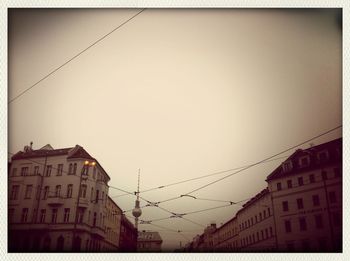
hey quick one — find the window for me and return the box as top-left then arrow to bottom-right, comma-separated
255,215 -> 258,223
80,185 -> 87,198
265,228 -> 268,238
40,209 -> 46,223
25,185 -> 33,199
57,236 -> 64,251
91,187 -> 94,201
318,150 -> 329,162
51,208 -> 58,223
68,163 -> 73,174
78,209 -> 84,223
286,241 -> 295,251
259,213 -> 262,221
277,182 -> 282,191
282,201 -> 289,212
283,161 -> 292,172
73,163 -> 77,174
8,208 -> 15,222
256,232 -> 259,241
301,240 -> 310,251
45,165 -> 52,177
57,164 -> 63,176
297,198 -> 304,209
312,195 -> 320,206
329,191 -> 337,203
309,174 -> 315,183
268,208 -> 271,216
269,227 -> 273,237
21,167 -> 29,176
11,168 -> 17,177
93,212 -> 97,227
332,212 -> 341,227
322,171 -> 327,181
261,230 -> 264,240
10,185 -> 20,200
93,167 -> 97,179
95,190 -> 99,203
34,166 -> 39,175
287,180 -> 292,188
318,238 -> 327,250
299,156 -> 310,167
298,177 -> 304,186
299,217 -> 307,231
263,210 -> 266,218
315,214 -> 323,229
285,220 -> 292,233
21,208 -> 29,223
67,184 -> 73,198
63,208 -> 70,223
43,186 -> 49,199
55,185 -> 61,197
334,167 -> 341,178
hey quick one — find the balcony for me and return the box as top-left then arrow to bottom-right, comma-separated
78,198 -> 89,208
47,196 -> 64,206
91,226 -> 106,238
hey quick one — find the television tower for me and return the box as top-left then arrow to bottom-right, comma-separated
132,169 -> 142,231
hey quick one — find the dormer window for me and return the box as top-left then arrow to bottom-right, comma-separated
282,161 -> 293,172
299,155 -> 310,168
318,150 -> 329,163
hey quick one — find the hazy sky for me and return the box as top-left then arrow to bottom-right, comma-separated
8,9 -> 342,250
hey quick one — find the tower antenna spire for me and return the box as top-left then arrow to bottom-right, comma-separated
132,168 -> 142,231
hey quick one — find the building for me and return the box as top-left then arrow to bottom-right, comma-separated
8,143 -> 130,252
213,217 -> 238,251
266,138 -> 342,252
186,137 -> 342,252
235,188 -> 276,252
137,231 -> 163,252
119,214 -> 137,251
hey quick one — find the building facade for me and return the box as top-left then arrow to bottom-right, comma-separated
187,137 -> 342,252
8,143 -> 133,252
266,138 -> 342,252
235,188 -> 276,252
137,231 -> 163,252
119,214 -> 138,251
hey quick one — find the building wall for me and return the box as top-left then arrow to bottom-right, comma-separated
8,146 -> 125,252
236,191 -> 276,252
269,165 -> 342,251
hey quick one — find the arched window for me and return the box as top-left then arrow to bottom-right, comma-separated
43,236 -> 51,251
73,163 -> 77,174
68,164 -> 73,174
73,236 -> 81,251
56,235 -> 64,251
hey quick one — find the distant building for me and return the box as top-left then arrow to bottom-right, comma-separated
119,214 -> 137,251
266,138 -> 342,252
8,143 -> 130,252
187,137 -> 342,252
235,188 -> 276,251
137,230 -> 163,252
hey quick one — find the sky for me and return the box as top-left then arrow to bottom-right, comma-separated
8,8 -> 342,251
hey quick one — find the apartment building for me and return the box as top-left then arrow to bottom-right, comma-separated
137,231 -> 163,252
119,214 -> 138,251
236,188 -> 276,252
266,138 -> 342,252
8,143 -> 128,252
213,216 -> 238,251
187,137 -> 342,252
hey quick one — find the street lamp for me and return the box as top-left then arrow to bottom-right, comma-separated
72,160 -> 95,251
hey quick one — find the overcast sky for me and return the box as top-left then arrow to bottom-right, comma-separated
8,8 -> 342,250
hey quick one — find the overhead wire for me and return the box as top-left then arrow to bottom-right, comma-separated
179,125 -> 342,196
9,8 -> 146,104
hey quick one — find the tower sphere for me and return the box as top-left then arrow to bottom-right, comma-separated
132,207 -> 142,218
